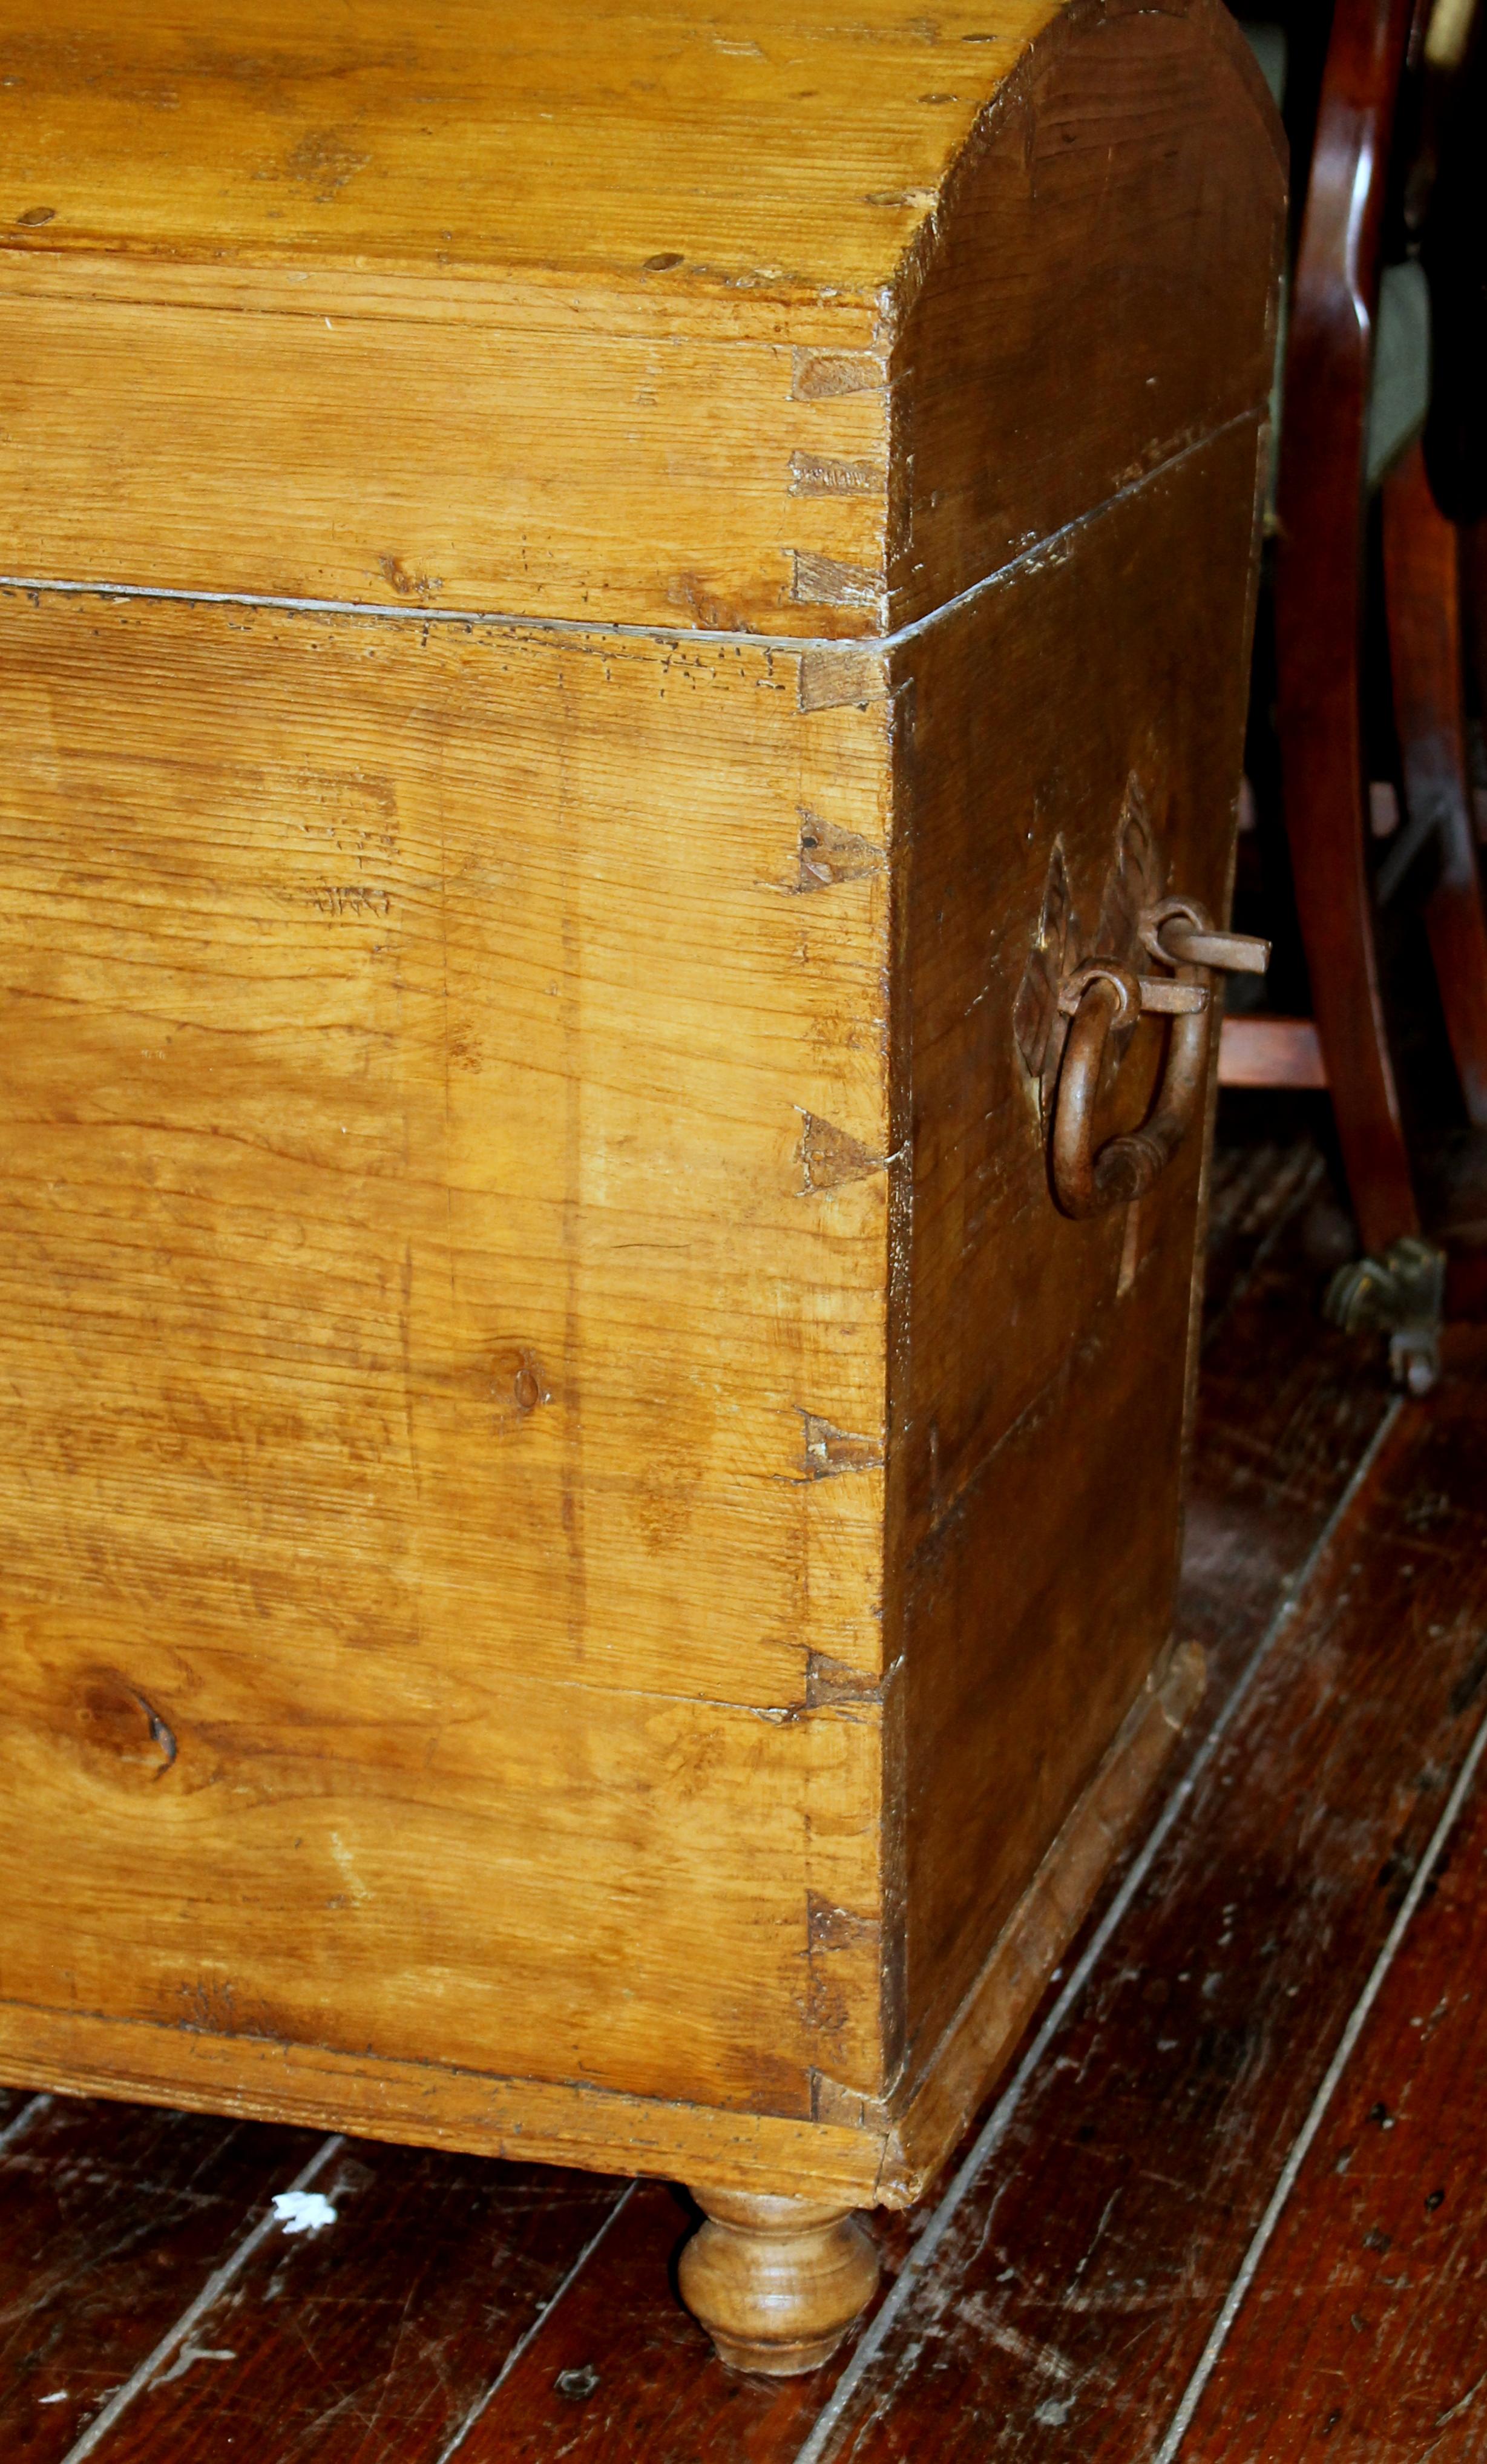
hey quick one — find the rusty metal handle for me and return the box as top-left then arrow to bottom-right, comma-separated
1048,896 -> 1269,1220
1051,956 -> 1213,1219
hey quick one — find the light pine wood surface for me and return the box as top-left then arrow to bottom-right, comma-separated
0,0 -> 1285,2362
1,0 -> 1067,286
0,588 -> 891,2123
0,0 -> 1280,628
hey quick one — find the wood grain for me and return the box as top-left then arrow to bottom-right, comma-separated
0,433 -> 1274,2201
0,0 -> 1062,291
469,2180 -> 920,2463
70,2141 -> 626,2464
0,586 -> 891,2128
1381,438 -> 1487,1127
398,1142 -> 1402,2464
887,0 -> 1281,628
456,2181 -> 746,2463
1274,0 -> 1420,1256
0,261 -> 891,637
881,1646 -> 1205,2196
0,2096 -> 322,2460
819,1338 -> 1487,2459
1183,1497 -> 1487,2456
0,0 -> 1281,631
0,1134 -> 1436,2464
890,418 -> 1266,2076
678,2187 -> 881,2374
1181,1151 -> 1388,1684
0,0 -> 1282,2252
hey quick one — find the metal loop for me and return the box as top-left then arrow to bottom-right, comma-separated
1141,895 -> 1270,976
1138,895 -> 1210,968
1055,958 -> 1142,1023
1050,945 -> 1213,1220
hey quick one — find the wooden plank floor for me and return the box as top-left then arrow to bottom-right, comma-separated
7,1117 -> 1487,2462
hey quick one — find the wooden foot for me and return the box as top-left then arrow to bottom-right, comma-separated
678,2186 -> 879,2375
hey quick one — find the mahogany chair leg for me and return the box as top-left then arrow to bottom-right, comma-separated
1465,519 -> 1487,802
678,2186 -> 880,2374
1274,0 -> 1420,1260
1382,440 -> 1487,1124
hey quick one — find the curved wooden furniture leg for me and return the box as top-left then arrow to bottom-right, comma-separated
1466,520 -> 1487,774
678,2187 -> 879,2374
1382,439 -> 1487,1123
1275,0 -> 1421,1258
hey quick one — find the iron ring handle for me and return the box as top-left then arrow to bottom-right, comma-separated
1050,951 -> 1213,1221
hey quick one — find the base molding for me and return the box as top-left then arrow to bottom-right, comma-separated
0,1997 -> 883,2203
0,1644 -> 1203,2211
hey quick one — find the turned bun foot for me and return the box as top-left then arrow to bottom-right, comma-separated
678,2185 -> 880,2374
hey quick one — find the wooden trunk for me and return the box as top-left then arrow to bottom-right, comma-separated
0,0 -> 1283,2370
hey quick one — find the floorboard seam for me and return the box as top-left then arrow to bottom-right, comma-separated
57,2131 -> 344,2463
1150,1697 -> 1487,2463
0,2094 -> 51,2155
790,1394 -> 1404,2464
436,2178 -> 638,2462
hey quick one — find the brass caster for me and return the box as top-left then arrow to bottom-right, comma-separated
1325,1234 -> 1447,1395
